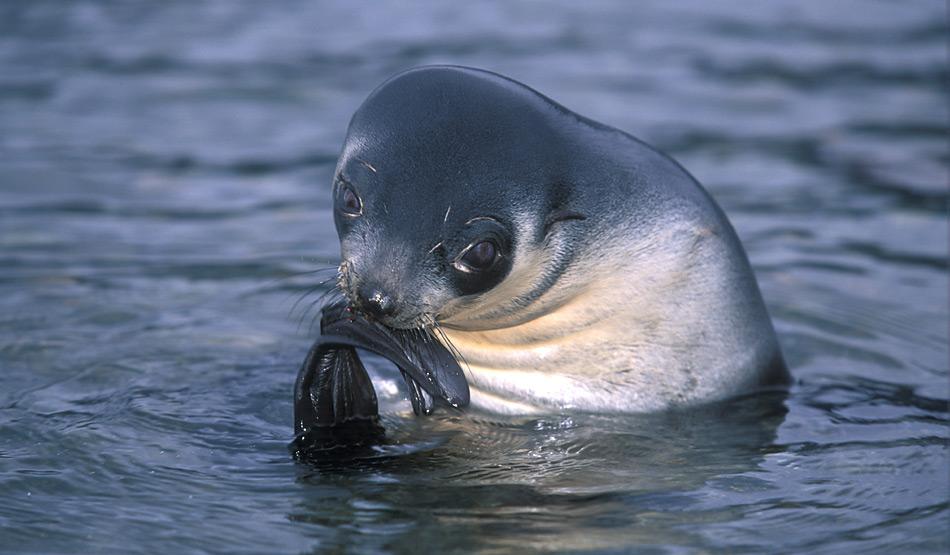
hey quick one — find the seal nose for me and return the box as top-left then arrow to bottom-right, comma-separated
357,286 -> 397,320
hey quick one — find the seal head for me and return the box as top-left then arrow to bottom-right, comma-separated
330,65 -> 787,413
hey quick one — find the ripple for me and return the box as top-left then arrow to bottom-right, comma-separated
0,0 -> 947,553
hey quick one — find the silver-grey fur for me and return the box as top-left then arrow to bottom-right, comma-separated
331,66 -> 788,414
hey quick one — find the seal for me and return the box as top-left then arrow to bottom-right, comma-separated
328,65 -> 788,414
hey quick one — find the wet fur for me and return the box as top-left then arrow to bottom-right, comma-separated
333,66 -> 788,414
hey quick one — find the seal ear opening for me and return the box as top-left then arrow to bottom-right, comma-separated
542,181 -> 587,236
543,208 -> 586,236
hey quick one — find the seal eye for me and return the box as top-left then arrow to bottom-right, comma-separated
340,184 -> 362,216
456,240 -> 497,272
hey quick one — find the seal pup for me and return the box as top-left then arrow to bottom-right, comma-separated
328,65 -> 788,414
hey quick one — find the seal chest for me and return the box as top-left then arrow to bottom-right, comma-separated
327,65 -> 788,414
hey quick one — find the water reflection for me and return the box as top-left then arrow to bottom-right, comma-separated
290,393 -> 787,551
0,0 -> 946,552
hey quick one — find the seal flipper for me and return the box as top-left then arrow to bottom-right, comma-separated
292,301 -> 469,457
391,330 -> 469,410
318,301 -> 469,410
400,369 -> 435,415
292,339 -> 384,456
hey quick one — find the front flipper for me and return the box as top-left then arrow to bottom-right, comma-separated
292,300 -> 470,459
400,368 -> 435,415
292,338 -> 384,457
318,301 -> 469,412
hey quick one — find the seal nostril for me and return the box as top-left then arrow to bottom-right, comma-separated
359,287 -> 396,319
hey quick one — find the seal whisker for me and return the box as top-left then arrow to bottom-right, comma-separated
357,158 -> 377,173
295,263 -> 346,333
413,327 -> 429,348
432,321 -> 470,374
268,265 -> 339,284
265,265 -> 340,308
305,288 -> 344,335
288,274 -> 339,319
297,291 -> 331,333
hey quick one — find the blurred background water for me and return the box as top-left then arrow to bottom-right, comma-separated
0,1 -> 947,553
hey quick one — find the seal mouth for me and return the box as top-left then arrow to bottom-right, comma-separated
292,299 -> 470,454
337,260 -> 433,330
349,306 -> 430,331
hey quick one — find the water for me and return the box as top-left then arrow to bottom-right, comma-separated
1,1 -> 947,553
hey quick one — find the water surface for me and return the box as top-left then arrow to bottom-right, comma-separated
1,1 -> 947,553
